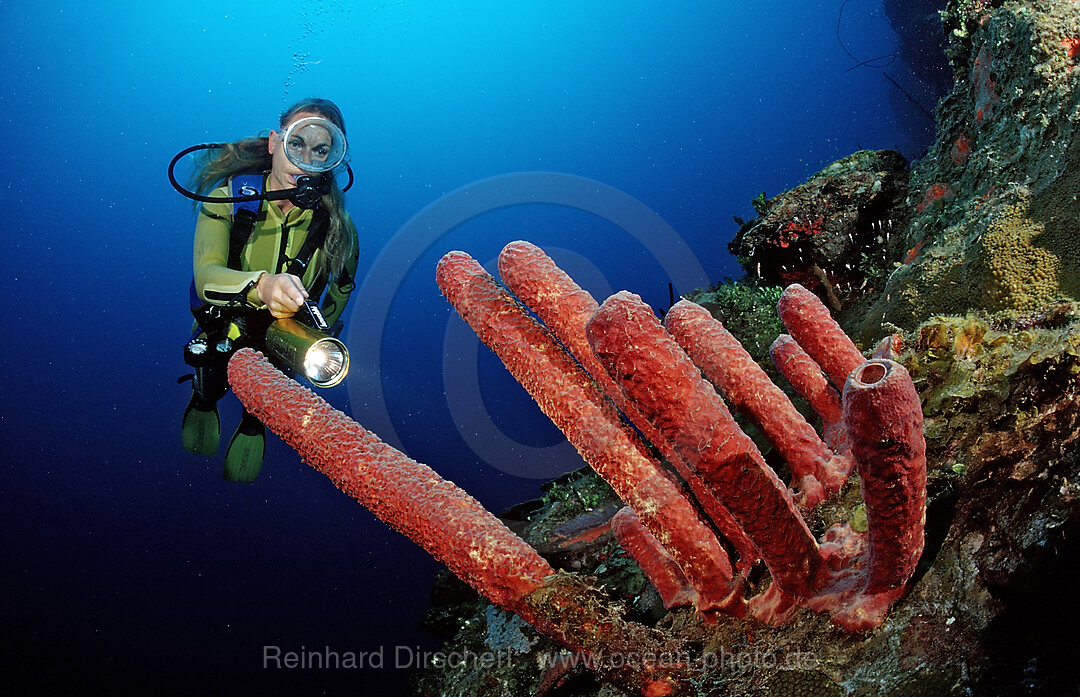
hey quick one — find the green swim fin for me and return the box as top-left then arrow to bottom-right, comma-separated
181,393 -> 220,456
223,411 -> 265,482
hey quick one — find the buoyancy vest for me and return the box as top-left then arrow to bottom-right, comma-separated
189,174 -> 332,316
185,174 -> 341,366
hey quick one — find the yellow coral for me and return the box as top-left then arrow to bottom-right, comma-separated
862,161 -> 1080,336
973,200 -> 1065,315
970,154 -> 1080,317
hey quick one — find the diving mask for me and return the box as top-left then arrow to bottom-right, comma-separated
280,116 -> 348,173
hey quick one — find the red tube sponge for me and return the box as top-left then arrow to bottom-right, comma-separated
226,347 -> 552,610
842,359 -> 926,593
777,284 -> 864,390
434,243 -> 928,634
228,348 -> 701,694
499,241 -> 759,571
586,291 -> 827,600
610,507 -> 695,610
437,251 -> 742,613
665,299 -> 834,505
770,333 -> 845,449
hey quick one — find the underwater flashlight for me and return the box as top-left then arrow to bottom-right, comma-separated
264,313 -> 350,388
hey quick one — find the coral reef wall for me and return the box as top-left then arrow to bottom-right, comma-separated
863,0 -> 1080,333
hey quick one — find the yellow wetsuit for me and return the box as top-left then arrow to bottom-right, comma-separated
193,179 -> 359,325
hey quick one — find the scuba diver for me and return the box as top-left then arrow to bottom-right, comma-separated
171,98 -> 359,482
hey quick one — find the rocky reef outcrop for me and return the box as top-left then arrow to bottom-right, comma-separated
727,149 -> 910,312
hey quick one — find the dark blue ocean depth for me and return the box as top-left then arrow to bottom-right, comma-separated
1,1 -> 942,694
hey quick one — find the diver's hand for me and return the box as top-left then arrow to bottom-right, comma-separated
257,273 -> 309,318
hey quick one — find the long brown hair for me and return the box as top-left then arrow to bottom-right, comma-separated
191,98 -> 355,280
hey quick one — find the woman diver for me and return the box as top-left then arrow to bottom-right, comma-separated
175,98 -> 359,481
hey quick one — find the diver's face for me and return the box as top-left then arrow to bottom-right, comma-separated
267,111 -> 332,193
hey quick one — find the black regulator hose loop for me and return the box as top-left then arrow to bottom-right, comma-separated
168,143 -> 353,208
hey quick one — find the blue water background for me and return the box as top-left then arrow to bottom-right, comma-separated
1,1 -> 937,694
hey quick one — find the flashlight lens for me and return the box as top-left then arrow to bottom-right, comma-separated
304,340 -> 348,387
